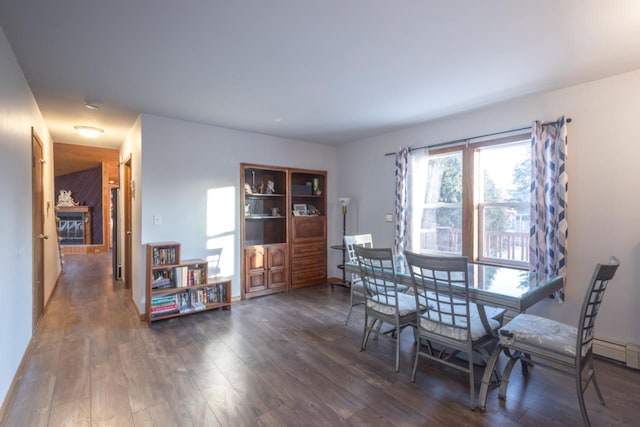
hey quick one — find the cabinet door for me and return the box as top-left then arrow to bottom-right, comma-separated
244,247 -> 267,293
291,216 -> 327,243
268,244 -> 288,290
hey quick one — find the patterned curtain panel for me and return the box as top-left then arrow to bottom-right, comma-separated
394,147 -> 410,253
530,116 -> 568,301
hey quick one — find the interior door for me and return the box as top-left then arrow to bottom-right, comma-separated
123,157 -> 132,289
31,129 -> 45,332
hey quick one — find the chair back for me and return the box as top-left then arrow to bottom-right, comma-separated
344,234 -> 373,263
404,251 -> 470,337
577,257 -> 620,360
353,245 -> 399,300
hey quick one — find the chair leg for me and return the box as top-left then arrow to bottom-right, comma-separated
468,352 -> 476,410
395,327 -> 400,372
361,316 -> 375,351
576,364 -> 592,427
588,359 -> 606,406
373,319 -> 383,341
411,337 -> 421,382
498,352 -> 519,400
477,344 -> 502,411
345,287 -> 356,325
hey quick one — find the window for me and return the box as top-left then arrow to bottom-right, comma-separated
411,134 -> 531,268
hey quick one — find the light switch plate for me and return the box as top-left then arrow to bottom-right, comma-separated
153,215 -> 162,225
385,214 -> 393,222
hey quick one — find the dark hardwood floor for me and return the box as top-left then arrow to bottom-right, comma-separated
3,253 -> 639,426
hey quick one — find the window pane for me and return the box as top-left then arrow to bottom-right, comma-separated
420,206 -> 462,253
477,140 -> 530,264
481,204 -> 529,262
417,151 -> 462,254
478,142 -> 530,203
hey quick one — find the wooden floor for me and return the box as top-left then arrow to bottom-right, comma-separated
3,253 -> 639,426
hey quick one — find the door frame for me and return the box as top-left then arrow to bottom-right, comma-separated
123,155 -> 133,289
31,128 -> 45,332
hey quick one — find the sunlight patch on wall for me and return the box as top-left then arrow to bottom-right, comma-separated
206,186 -> 236,278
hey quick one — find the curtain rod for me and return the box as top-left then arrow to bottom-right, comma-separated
384,117 -> 572,156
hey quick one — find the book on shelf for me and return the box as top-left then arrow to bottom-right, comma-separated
151,295 -> 176,305
151,303 -> 178,313
152,247 -> 177,266
151,276 -> 172,289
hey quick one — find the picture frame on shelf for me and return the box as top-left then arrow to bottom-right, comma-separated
293,204 -> 307,216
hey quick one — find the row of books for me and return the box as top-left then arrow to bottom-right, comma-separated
151,266 -> 206,289
152,247 -> 177,266
150,295 -> 179,317
150,284 -> 228,318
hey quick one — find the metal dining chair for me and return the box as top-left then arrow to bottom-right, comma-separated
478,257 -> 620,425
343,234 -> 373,325
404,251 -> 504,409
354,246 -> 419,372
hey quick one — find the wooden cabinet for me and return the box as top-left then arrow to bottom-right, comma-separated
241,164 -> 327,299
146,242 -> 231,325
243,244 -> 288,296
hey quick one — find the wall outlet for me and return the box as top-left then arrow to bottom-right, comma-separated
153,215 -> 162,225
385,214 -> 393,222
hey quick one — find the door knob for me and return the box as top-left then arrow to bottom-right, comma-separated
39,234 -> 48,239
126,231 -> 132,235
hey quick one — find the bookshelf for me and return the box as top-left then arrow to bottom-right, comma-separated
146,242 -> 231,325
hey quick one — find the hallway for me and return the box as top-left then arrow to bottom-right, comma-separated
3,253 -> 640,426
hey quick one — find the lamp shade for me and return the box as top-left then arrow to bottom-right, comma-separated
339,197 -> 351,207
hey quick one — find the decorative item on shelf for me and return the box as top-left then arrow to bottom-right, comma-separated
313,178 -> 322,195
56,189 -> 78,207
251,170 -> 257,193
307,205 -> 321,216
271,207 -> 280,216
244,203 -> 251,216
244,183 -> 252,194
265,180 -> 275,194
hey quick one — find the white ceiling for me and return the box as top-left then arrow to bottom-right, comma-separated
1,1 -> 640,148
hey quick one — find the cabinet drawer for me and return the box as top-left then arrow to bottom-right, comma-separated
291,255 -> 326,270
291,243 -> 326,258
291,267 -> 326,288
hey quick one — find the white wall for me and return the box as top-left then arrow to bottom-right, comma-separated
0,26 -> 59,409
133,114 -> 338,312
337,69 -> 640,347
119,116 -> 143,313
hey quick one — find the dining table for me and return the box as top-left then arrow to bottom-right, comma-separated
343,254 -> 563,313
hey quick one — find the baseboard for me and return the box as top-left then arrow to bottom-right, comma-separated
594,338 -> 640,369
0,331 -> 37,425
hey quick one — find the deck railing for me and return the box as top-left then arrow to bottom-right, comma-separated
419,228 -> 529,263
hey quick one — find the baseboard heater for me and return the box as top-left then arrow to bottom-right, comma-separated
593,338 -> 640,369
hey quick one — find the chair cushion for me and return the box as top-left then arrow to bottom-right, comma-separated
499,313 -> 586,358
418,309 -> 500,341
367,292 -> 417,316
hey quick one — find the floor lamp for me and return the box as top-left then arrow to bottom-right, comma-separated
332,197 -> 351,288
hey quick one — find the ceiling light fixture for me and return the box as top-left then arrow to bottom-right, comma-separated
74,125 -> 104,138
85,102 -> 101,110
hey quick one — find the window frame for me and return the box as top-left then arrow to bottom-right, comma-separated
417,132 -> 531,269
